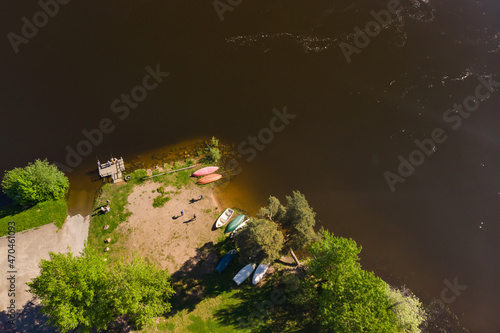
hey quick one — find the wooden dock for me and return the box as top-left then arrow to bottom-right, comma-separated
98,158 -> 125,183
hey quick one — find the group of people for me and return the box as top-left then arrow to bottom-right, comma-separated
181,195 -> 203,221
180,209 -> 196,221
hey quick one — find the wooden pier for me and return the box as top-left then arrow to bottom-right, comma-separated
98,158 -> 125,183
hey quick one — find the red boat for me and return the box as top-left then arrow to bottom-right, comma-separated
197,173 -> 222,184
191,166 -> 219,177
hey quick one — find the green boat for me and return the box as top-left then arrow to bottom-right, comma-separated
225,215 -> 245,233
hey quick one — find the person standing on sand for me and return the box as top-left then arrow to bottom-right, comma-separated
193,214 -> 197,221
199,195 -> 203,200
181,209 -> 184,216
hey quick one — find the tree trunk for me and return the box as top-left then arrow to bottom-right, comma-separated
289,247 -> 301,266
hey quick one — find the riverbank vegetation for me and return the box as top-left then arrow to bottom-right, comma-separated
25,139 -> 431,332
28,249 -> 175,333
0,159 -> 69,236
0,199 -> 67,237
2,159 -> 69,206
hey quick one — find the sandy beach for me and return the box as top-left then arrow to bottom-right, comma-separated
114,181 -> 223,273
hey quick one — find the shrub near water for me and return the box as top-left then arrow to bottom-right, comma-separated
1,159 -> 69,206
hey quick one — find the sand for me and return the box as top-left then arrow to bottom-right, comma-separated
115,182 -> 223,273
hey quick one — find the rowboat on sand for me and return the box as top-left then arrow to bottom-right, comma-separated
230,219 -> 249,238
233,264 -> 256,285
225,215 -> 245,233
191,166 -> 219,177
197,173 -> 222,184
216,249 -> 236,273
216,208 -> 234,228
252,263 -> 270,285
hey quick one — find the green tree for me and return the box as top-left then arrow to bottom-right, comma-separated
387,287 -> 427,333
291,231 -> 401,332
257,191 -> 318,265
2,159 -> 69,206
28,249 -> 174,332
234,218 -> 284,264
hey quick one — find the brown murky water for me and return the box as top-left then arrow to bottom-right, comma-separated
1,0 -> 500,331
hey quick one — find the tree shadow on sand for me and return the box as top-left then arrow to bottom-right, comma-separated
0,299 -> 57,333
167,238 -> 316,332
166,240 -> 240,317
212,269 -> 316,333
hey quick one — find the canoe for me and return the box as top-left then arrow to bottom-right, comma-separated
192,166 -> 219,177
216,249 -> 236,273
252,263 -> 270,285
230,219 -> 250,238
216,208 -> 234,228
225,215 -> 245,233
233,264 -> 256,285
197,174 -> 222,184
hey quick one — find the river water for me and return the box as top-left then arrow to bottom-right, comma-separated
1,0 -> 499,331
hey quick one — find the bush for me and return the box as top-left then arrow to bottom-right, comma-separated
173,161 -> 182,170
207,147 -> 221,163
153,195 -> 170,208
2,159 -> 69,206
210,136 -> 219,147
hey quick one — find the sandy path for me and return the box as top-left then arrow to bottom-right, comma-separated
0,214 -> 89,330
116,182 -> 223,273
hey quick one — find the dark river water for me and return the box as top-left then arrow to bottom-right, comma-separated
1,0 -> 500,331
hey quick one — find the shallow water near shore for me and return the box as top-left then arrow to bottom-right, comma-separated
2,0 -> 500,330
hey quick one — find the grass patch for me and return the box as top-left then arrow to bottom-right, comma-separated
153,164 -> 196,189
153,195 -> 171,208
0,199 -> 67,237
88,183 -> 134,257
88,169 -> 152,256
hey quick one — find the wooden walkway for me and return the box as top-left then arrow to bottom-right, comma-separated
98,158 -> 125,182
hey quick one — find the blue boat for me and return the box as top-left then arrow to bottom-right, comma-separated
216,249 -> 236,273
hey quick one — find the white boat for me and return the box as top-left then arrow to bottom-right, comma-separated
252,263 -> 270,285
215,208 -> 234,228
233,264 -> 255,286
230,219 -> 250,238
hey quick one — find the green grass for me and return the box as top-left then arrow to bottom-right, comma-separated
88,169 -> 151,257
88,183 -> 134,257
153,195 -> 171,208
0,199 -> 67,237
153,164 -> 196,189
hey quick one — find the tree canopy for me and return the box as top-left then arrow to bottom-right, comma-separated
27,249 -> 175,332
2,159 -> 69,206
388,287 -> 427,333
234,218 -> 284,264
257,191 -> 318,264
287,231 -> 413,332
